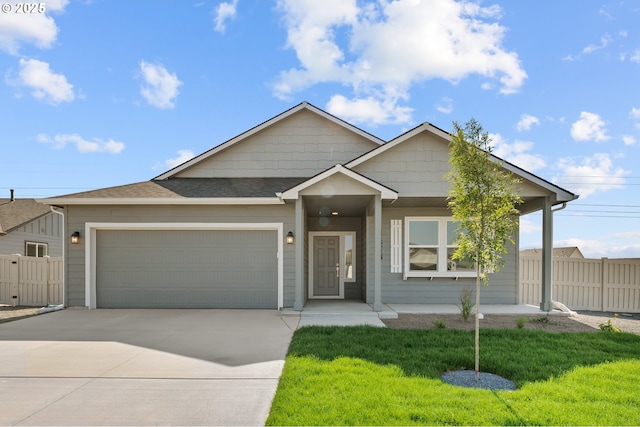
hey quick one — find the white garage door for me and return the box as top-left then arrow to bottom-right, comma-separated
96,229 -> 278,308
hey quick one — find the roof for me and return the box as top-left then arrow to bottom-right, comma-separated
278,164 -> 398,200
40,178 -> 307,205
154,101 -> 385,180
0,199 -> 54,235
520,247 -> 585,258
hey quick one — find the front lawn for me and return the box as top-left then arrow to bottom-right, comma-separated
266,327 -> 640,426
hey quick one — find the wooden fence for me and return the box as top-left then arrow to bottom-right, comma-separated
0,254 -> 63,307
520,255 -> 640,313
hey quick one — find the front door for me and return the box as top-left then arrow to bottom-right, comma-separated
311,235 -> 341,297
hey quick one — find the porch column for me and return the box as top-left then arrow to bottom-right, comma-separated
294,197 -> 305,311
540,196 -> 553,311
373,194 -> 383,311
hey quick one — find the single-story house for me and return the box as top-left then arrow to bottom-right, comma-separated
0,191 -> 63,257
41,102 -> 577,311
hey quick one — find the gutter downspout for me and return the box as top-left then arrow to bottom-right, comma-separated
49,207 -> 66,308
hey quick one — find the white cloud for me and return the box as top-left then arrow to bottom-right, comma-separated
435,97 -> 453,114
274,0 -> 526,125
630,49 -> 640,63
582,34 -> 612,54
0,0 -> 68,54
554,153 -> 630,198
570,112 -> 610,142
489,133 -> 546,172
622,135 -> 636,146
631,107 -> 640,120
516,114 -> 540,132
38,133 -> 125,154
164,149 -> 195,169
139,61 -> 183,109
14,58 -> 74,104
554,237 -> 640,259
326,94 -> 413,126
519,217 -> 541,234
213,0 -> 239,33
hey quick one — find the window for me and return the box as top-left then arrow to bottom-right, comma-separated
26,242 -> 48,257
404,217 -> 475,278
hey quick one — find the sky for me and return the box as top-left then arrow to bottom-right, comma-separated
1,0 -> 639,258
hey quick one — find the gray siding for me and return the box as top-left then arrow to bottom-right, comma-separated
177,110 -> 379,179
65,204 -> 295,308
373,207 -> 519,305
0,212 -> 63,256
353,132 -> 452,197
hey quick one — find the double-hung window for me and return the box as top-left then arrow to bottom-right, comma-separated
403,217 -> 475,279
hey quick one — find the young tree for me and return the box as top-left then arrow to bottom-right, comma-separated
446,118 -> 522,380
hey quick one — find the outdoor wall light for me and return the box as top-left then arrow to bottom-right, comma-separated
71,231 -> 80,244
286,231 -> 294,245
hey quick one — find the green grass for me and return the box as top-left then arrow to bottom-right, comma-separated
266,327 -> 640,426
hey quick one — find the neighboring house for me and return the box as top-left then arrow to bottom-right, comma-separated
521,247 -> 585,259
41,102 -> 578,310
0,193 -> 63,257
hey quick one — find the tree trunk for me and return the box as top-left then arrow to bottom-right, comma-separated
475,271 -> 480,380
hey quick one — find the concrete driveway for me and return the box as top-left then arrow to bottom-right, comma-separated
0,309 -> 299,426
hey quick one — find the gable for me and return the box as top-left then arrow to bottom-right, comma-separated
175,109 -> 380,179
350,124 -> 577,203
352,130 -> 452,197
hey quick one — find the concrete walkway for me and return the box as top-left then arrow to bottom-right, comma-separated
289,301 -> 547,327
0,309 -> 299,426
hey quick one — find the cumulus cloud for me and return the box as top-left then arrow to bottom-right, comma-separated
164,149 -> 195,169
37,133 -> 125,154
489,133 -> 546,172
622,135 -> 636,146
554,153 -> 630,198
274,0 -> 526,125
213,0 -> 239,33
631,107 -> 640,128
12,58 -> 74,104
139,61 -> 183,109
0,0 -> 68,54
570,112 -> 610,142
629,49 -> 640,63
516,114 -> 540,132
326,94 -> 413,126
435,97 -> 454,114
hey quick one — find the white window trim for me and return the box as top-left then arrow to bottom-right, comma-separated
25,241 -> 48,257
84,222 -> 284,309
403,217 -> 475,280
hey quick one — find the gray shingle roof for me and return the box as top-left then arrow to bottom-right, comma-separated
0,199 -> 54,235
49,178 -> 309,199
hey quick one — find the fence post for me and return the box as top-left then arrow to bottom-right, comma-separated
600,257 -> 607,312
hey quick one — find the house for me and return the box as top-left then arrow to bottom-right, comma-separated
521,247 -> 585,259
41,102 -> 578,311
0,191 -> 63,257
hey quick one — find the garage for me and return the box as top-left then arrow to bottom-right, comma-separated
94,228 -> 279,308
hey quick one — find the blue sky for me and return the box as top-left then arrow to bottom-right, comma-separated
1,0 -> 639,258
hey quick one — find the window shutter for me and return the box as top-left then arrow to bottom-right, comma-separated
390,219 -> 402,273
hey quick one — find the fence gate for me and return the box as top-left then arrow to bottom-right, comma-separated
0,255 -> 63,307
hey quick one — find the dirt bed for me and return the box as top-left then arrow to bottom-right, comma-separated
383,311 -> 640,335
0,306 -> 43,323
